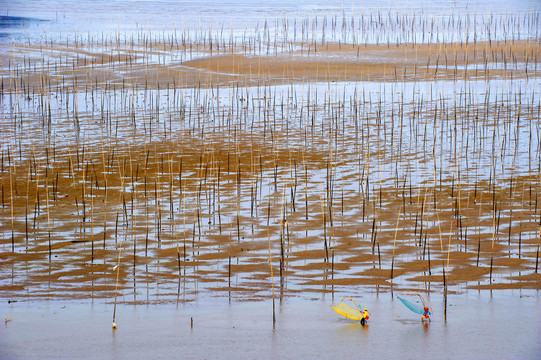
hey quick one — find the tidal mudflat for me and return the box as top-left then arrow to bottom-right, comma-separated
1,1 -> 540,358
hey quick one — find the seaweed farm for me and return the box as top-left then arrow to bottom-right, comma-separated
1,1 -> 541,358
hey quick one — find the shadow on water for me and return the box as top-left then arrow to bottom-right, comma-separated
395,318 -> 423,326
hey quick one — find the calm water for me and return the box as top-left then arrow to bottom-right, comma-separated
1,0 -> 539,43
1,290 -> 540,360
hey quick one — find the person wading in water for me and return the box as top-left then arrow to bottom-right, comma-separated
361,308 -> 370,325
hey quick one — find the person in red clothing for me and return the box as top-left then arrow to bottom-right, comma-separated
422,306 -> 430,322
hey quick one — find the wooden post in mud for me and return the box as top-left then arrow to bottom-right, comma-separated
518,226 -> 522,259
236,160 -> 241,243
228,250 -> 232,289
444,284 -> 448,323
267,226 -> 276,328
476,237 -> 481,266
25,162 -> 31,251
45,177 -> 52,259
535,225 -> 541,274
377,243 -> 381,269
112,169 -> 127,329
101,137 -> 108,249
91,177 -> 94,263
489,207 -> 497,282
279,184 -> 287,281
9,151 -> 15,252
390,206 -> 402,279
173,160 -> 181,279
320,187 -> 328,261
427,242 -> 431,275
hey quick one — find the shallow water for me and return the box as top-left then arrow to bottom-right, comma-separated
2,0 -> 540,45
1,290 -> 540,360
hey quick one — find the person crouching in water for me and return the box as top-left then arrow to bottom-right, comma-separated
422,307 -> 430,322
360,308 -> 370,325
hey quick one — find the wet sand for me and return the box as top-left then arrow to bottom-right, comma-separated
1,137 -> 540,302
1,40 -> 539,90
1,22 -> 541,306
